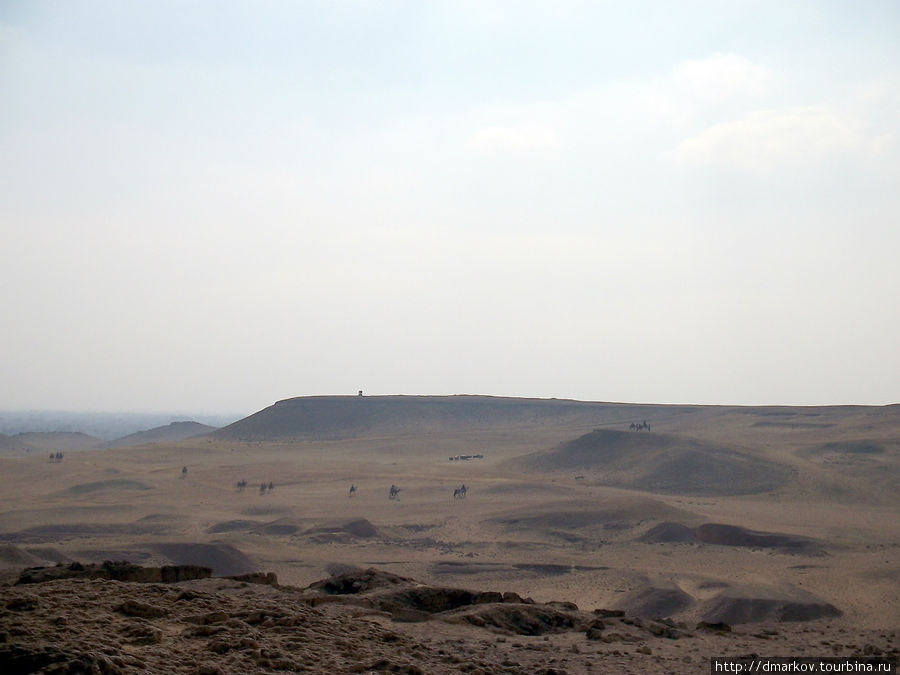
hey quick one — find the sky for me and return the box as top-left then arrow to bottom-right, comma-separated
1,0 -> 898,414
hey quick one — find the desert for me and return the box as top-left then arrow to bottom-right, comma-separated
1,395 -> 898,673
5,2 -> 900,672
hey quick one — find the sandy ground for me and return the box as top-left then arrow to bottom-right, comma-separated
1,401 -> 898,671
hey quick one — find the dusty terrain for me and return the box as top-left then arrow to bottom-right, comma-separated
1,396 -> 898,673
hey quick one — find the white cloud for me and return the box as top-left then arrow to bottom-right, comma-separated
564,53 -> 773,133
673,52 -> 771,103
665,106 -> 881,171
467,123 -> 560,155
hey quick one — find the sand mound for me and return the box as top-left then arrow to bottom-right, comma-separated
701,587 -> 842,623
305,518 -> 379,539
430,561 -> 511,576
613,584 -> 695,618
488,497 -> 693,544
241,505 -> 294,517
206,519 -> 264,534
804,440 -> 889,456
613,578 -> 841,625
63,479 -> 151,495
1,519 -> 172,543
506,429 -> 793,496
694,524 -> 819,552
136,514 -> 180,523
639,522 -> 699,543
638,522 -> 819,552
429,562 -> 605,578
151,543 -> 255,576
0,545 -> 44,568
514,563 -> 576,575
254,517 -> 302,536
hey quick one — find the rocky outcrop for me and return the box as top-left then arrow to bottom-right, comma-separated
15,560 -> 212,585
0,568 -> 891,675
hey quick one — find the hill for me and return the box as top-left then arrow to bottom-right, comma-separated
212,395 -> 694,441
0,411 -> 241,441
104,421 -> 217,448
504,428 -> 793,496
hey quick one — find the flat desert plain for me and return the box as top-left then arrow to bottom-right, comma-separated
1,396 -> 898,673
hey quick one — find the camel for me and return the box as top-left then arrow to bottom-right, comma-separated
453,484 -> 468,499
389,484 -> 401,500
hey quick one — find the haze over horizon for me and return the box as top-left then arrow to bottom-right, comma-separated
2,1 -> 898,413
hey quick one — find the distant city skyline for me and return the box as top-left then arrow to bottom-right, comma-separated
2,1 -> 898,412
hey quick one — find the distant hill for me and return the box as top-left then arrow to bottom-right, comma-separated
212,395 -> 694,441
104,421 -> 217,448
0,411 -> 241,441
504,428 -> 793,496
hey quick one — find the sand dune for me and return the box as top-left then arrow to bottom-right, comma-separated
305,518 -> 379,539
638,521 -> 699,543
0,544 -> 44,568
608,574 -> 844,625
613,582 -> 695,618
803,439 -> 892,456
151,543 -> 255,576
693,523 -> 820,552
506,429 -> 793,495
252,517 -> 302,536
700,585 -> 842,623
206,519 -> 264,534
637,521 -> 821,553
487,496 -> 698,547
0,520 -> 174,543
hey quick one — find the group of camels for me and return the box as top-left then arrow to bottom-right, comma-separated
233,479 -> 274,493
230,480 -> 464,500
345,483 -> 468,500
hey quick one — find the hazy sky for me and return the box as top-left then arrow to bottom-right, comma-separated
2,1 -> 898,414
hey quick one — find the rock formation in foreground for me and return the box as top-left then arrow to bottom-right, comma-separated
2,565 -> 896,674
